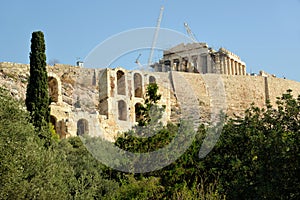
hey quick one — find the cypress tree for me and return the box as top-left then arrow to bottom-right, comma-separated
26,31 -> 50,141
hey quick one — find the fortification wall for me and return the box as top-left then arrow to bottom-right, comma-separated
267,77 -> 300,105
221,75 -> 266,116
177,73 -> 300,120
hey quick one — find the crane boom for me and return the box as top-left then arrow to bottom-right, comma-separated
148,6 -> 164,66
184,22 -> 198,43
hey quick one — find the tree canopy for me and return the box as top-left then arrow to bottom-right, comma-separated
26,31 -> 50,143
1,80 -> 299,199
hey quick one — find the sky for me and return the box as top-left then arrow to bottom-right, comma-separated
1,0 -> 300,81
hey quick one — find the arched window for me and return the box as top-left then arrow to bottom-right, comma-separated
117,70 -> 126,95
149,76 -> 156,84
77,119 -> 89,136
134,73 -> 143,98
50,115 -> 57,132
48,77 -> 59,103
135,103 -> 143,123
118,100 -> 127,121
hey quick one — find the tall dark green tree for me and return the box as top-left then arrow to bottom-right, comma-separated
26,31 -> 50,140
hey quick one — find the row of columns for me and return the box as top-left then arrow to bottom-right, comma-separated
168,55 -> 210,73
164,55 -> 246,75
221,57 -> 246,75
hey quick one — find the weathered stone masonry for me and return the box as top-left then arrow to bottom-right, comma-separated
1,60 -> 300,141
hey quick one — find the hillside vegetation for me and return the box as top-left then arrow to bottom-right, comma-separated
0,86 -> 299,199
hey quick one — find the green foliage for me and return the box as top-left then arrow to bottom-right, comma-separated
108,175 -> 164,200
201,90 -> 300,199
49,122 -> 60,142
0,87 -> 73,199
2,82 -> 299,199
170,181 -> 225,200
115,123 -> 176,153
135,83 -> 165,126
0,87 -> 118,199
58,137 -> 119,199
115,90 -> 300,199
26,31 -> 51,144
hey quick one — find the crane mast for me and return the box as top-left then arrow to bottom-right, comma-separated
148,6 -> 164,66
184,22 -> 198,43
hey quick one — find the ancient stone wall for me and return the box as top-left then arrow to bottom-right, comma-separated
267,77 -> 300,106
1,62 -> 300,141
175,72 -> 300,120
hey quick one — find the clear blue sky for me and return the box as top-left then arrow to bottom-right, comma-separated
1,0 -> 300,81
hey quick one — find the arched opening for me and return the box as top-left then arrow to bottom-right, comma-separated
50,115 -> 57,132
135,103 -> 143,123
134,73 -> 143,98
58,120 -> 67,139
149,76 -> 156,84
48,76 -> 59,103
118,100 -> 127,121
77,119 -> 89,136
117,70 -> 126,95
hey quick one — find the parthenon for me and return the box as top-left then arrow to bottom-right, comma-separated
152,43 -> 246,75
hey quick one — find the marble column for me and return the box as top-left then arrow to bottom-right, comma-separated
237,63 -> 240,75
242,65 -> 246,75
239,63 -> 242,75
207,55 -> 212,73
227,57 -> 232,75
234,61 -> 238,75
223,56 -> 228,75
220,57 -> 224,74
231,59 -> 235,75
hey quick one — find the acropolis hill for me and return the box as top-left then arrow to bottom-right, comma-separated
1,43 -> 300,141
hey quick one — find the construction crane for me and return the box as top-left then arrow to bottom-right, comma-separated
148,6 -> 164,66
184,22 -> 198,43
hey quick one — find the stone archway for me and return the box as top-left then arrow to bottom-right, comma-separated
118,100 -> 127,121
134,73 -> 143,98
48,77 -> 59,103
135,103 -> 143,123
48,72 -> 62,103
77,119 -> 89,136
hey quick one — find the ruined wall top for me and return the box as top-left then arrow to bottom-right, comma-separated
164,42 -> 208,55
219,47 -> 242,62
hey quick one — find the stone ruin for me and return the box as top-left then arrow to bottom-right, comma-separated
152,43 -> 246,75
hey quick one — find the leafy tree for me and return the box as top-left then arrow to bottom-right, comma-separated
0,87 -> 119,199
201,90 -> 300,199
107,175 -> 164,200
0,87 -> 74,199
135,83 -> 164,126
58,137 -> 120,199
115,123 -> 176,153
116,89 -> 300,199
26,31 -> 50,143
